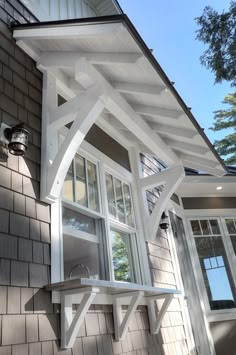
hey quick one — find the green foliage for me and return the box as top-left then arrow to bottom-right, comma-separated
211,93 -> 236,165
196,1 -> 236,86
112,232 -> 131,282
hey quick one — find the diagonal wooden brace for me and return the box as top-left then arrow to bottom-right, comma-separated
113,291 -> 144,341
61,287 -> 99,349
147,293 -> 174,334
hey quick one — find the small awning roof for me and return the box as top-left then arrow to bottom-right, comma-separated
13,15 -> 226,176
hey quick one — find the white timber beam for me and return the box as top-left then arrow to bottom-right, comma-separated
163,138 -> 209,155
148,294 -> 174,334
148,122 -> 198,139
111,81 -> 166,96
37,51 -> 143,67
141,165 -> 185,241
13,23 -> 125,40
48,85 -> 103,129
177,152 -> 220,169
132,103 -> 183,119
74,58 -> 180,165
113,291 -> 144,340
16,39 -> 41,62
61,287 -> 99,349
181,160 -> 225,177
46,93 -> 106,201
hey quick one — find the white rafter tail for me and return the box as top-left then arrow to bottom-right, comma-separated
46,95 -> 106,201
132,103 -> 183,119
113,291 -> 144,341
37,51 -> 143,68
145,165 -> 185,241
148,294 -> 174,334
74,57 -> 180,165
111,81 -> 166,96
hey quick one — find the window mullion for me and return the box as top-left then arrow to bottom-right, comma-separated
113,177 -> 118,220
121,182 -> 127,225
72,159 -> 76,202
85,158 -> 89,209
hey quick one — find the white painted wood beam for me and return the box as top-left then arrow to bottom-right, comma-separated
111,81 -> 166,96
16,39 -> 41,62
132,103 -> 183,119
74,59 -> 180,165
177,152 -> 220,169
49,85 -> 103,129
37,51 -> 143,68
181,160 -> 225,177
98,114 -> 134,149
148,294 -> 174,334
163,138 -> 209,155
146,165 -> 185,241
13,22 -> 125,40
148,122 -> 198,139
113,291 -> 144,340
46,93 -> 106,201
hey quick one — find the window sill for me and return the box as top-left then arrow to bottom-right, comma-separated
207,309 -> 236,323
46,278 -> 181,348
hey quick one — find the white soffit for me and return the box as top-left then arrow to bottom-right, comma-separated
13,16 -> 226,176
177,176 -> 236,197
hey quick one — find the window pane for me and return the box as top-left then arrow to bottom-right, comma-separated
226,219 -> 236,234
111,230 -> 135,282
123,184 -> 134,227
106,173 -> 116,218
230,235 -> 236,255
200,220 -> 211,235
62,207 -> 95,235
87,161 -> 99,212
195,236 -> 236,310
210,220 -> 220,235
64,235 -> 100,280
191,220 -> 201,235
63,163 -> 74,201
114,178 -> 125,224
75,155 -> 87,207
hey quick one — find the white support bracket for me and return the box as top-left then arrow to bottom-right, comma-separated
147,293 -> 174,334
113,291 -> 144,341
61,287 -> 99,349
140,165 -> 185,241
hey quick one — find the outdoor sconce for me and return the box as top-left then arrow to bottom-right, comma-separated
160,211 -> 170,230
0,123 -> 29,160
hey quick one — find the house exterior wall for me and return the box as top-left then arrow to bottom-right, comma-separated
0,2 -> 186,355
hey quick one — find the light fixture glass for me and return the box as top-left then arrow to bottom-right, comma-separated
216,186 -> 223,190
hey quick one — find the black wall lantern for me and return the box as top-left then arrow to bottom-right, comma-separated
0,123 -> 29,160
160,211 -> 170,230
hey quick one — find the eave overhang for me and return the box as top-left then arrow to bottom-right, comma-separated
12,15 -> 226,177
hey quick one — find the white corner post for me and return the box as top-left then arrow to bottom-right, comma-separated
140,165 -> 185,241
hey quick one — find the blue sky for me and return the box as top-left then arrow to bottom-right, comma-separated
118,0 -> 232,144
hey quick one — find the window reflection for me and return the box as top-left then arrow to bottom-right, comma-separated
62,207 -> 96,235
110,230 -> 136,283
62,163 -> 74,202
195,236 -> 236,310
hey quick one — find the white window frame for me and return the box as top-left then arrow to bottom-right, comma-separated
55,133 -> 144,285
103,167 -> 141,283
186,214 -> 236,322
